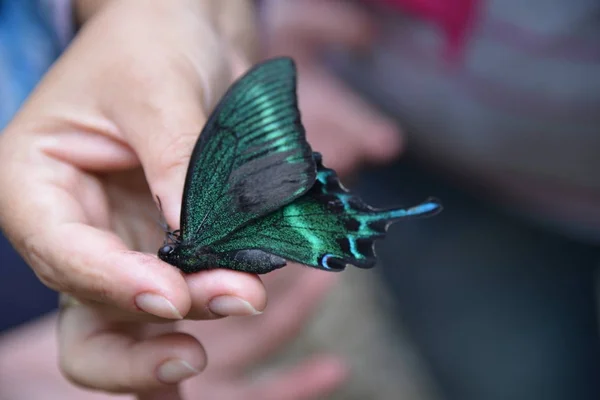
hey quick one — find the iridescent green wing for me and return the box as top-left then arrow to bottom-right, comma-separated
179,57 -> 316,247
206,153 -> 442,273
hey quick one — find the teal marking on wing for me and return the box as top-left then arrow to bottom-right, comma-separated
207,153 -> 442,272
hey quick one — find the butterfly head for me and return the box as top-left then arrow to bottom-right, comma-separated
158,243 -> 175,258
158,229 -> 183,265
158,240 -> 198,271
157,230 -> 217,273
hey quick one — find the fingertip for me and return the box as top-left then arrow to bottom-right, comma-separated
368,121 -> 404,161
185,269 -> 267,319
293,355 -> 350,396
208,295 -> 264,317
304,356 -> 350,399
110,250 -> 192,319
156,359 -> 201,385
140,333 -> 207,385
346,108 -> 402,164
135,292 -> 185,320
309,355 -> 350,386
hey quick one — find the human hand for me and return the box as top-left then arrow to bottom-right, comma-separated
262,0 -> 403,177
0,0 -> 283,397
0,269 -> 346,400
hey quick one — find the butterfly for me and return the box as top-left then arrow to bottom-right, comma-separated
157,57 -> 441,274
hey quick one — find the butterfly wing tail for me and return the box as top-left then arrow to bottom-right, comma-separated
338,198 -> 441,270
307,152 -> 443,270
381,197 -> 442,221
359,197 -> 442,237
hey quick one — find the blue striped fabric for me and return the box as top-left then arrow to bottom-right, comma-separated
0,0 -> 73,331
0,0 -> 70,128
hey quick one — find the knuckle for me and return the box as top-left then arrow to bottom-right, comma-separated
22,233 -> 66,292
59,354 -> 108,392
58,350 -> 89,389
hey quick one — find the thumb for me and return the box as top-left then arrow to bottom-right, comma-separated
81,3 -> 244,227
124,52 -> 252,228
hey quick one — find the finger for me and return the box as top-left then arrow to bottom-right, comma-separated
266,0 -> 376,54
300,70 -> 403,172
331,92 -> 402,163
23,219 -> 191,320
304,118 -> 366,177
185,269 -> 267,319
311,102 -> 402,167
88,268 -> 268,323
249,356 -> 348,400
58,304 -> 206,393
16,207 -> 269,323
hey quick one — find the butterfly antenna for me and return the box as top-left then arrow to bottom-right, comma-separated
154,196 -> 170,230
155,195 -> 182,246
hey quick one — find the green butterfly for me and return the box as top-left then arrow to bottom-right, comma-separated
157,57 -> 441,274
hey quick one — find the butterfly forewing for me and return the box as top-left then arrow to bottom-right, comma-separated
179,58 -> 316,246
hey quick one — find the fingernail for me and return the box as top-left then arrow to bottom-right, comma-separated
135,293 -> 183,319
208,295 -> 262,317
157,359 -> 200,384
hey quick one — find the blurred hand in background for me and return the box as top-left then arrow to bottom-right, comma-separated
262,0 -> 403,177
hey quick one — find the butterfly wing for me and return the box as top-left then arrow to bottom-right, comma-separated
206,153 -> 443,273
179,57 -> 316,247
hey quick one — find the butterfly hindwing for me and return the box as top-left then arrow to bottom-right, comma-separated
179,57 -> 316,247
206,153 -> 443,273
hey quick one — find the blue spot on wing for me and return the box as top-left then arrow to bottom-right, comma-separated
319,254 -> 346,271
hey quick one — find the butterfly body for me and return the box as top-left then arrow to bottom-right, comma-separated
158,58 -> 441,274
158,243 -> 286,274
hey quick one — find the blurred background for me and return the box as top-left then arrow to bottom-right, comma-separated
260,0 -> 600,398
